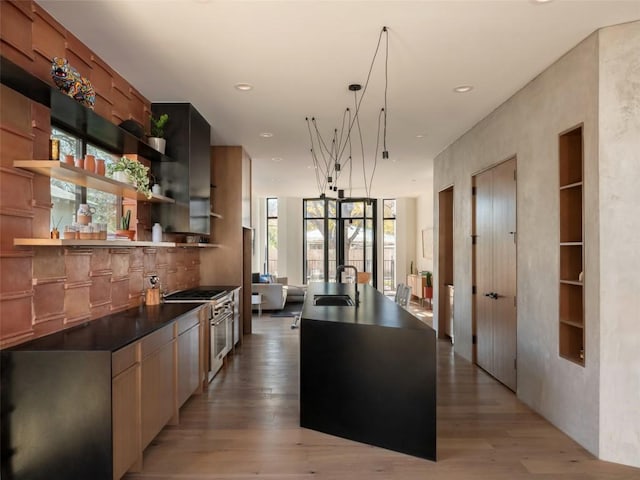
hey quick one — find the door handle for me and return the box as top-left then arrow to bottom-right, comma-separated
484,292 -> 498,299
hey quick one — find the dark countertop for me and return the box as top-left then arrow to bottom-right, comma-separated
7,303 -> 204,352
301,282 -> 433,331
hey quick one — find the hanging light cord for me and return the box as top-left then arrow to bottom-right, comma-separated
366,108 -> 384,198
337,26 -> 388,162
305,26 -> 389,197
383,26 -> 389,157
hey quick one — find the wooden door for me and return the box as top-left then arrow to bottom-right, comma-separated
475,169 -> 494,373
474,158 -> 517,391
492,160 -> 517,389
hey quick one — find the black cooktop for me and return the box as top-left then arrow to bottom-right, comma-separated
164,286 -> 228,301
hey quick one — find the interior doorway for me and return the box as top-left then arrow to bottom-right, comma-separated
438,187 -> 454,342
473,158 -> 517,391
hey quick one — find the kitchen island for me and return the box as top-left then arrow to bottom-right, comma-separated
299,282 -> 436,461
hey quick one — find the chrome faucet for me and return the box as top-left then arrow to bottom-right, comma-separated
336,265 -> 359,306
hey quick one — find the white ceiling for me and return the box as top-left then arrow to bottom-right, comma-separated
40,0 -> 640,198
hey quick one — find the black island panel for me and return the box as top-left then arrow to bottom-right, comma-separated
300,283 -> 437,461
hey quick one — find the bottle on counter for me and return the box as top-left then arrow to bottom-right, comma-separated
152,223 -> 163,243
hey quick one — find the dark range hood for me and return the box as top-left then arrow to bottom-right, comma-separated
151,103 -> 211,235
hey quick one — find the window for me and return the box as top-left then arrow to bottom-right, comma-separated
86,144 -> 118,232
338,199 -> 376,285
303,198 -> 337,283
383,199 -> 397,293
303,198 -> 379,284
50,128 -> 81,231
266,197 -> 278,275
50,128 -> 121,233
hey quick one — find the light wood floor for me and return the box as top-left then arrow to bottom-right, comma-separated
126,309 -> 640,480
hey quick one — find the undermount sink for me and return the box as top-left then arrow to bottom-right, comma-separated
313,294 -> 355,306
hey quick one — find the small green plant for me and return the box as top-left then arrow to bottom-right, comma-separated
149,113 -> 169,138
106,156 -> 152,199
424,271 -> 433,288
120,209 -> 131,230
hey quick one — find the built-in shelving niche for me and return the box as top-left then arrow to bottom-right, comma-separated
558,125 -> 585,366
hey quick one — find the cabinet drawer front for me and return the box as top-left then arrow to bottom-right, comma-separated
177,311 -> 201,335
141,324 -> 175,358
112,342 -> 138,377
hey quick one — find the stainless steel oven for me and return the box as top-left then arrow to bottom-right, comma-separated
163,286 -> 233,381
210,295 -> 233,375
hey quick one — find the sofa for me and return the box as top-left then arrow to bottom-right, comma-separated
285,284 -> 306,303
252,276 -> 288,311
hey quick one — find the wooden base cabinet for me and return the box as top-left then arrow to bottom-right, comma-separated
112,363 -> 141,480
407,274 -> 426,301
141,323 -> 177,449
178,313 -> 201,407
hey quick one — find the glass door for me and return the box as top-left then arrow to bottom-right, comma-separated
339,200 -> 376,285
303,198 -> 376,285
303,198 -> 337,283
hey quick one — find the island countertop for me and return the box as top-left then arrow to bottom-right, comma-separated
6,303 -> 204,352
301,282 -> 433,331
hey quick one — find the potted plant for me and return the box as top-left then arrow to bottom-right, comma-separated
148,113 -> 169,154
423,271 -> 433,306
106,156 -> 152,199
115,209 -> 135,240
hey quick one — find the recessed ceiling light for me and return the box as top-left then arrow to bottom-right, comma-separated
234,83 -> 253,91
454,85 -> 474,93
259,132 -> 273,138
271,157 -> 283,162
533,0 -> 553,3
416,134 -> 425,138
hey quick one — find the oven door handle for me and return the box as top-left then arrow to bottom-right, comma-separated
211,314 -> 231,327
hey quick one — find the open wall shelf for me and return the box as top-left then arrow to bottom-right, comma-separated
14,239 -> 219,248
558,125 -> 584,365
14,161 -> 175,203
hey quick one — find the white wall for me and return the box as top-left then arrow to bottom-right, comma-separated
597,22 -> 640,468
416,188 -> 434,274
278,197 -> 304,285
395,198 -> 416,284
434,32 -> 601,455
251,196 -> 265,274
